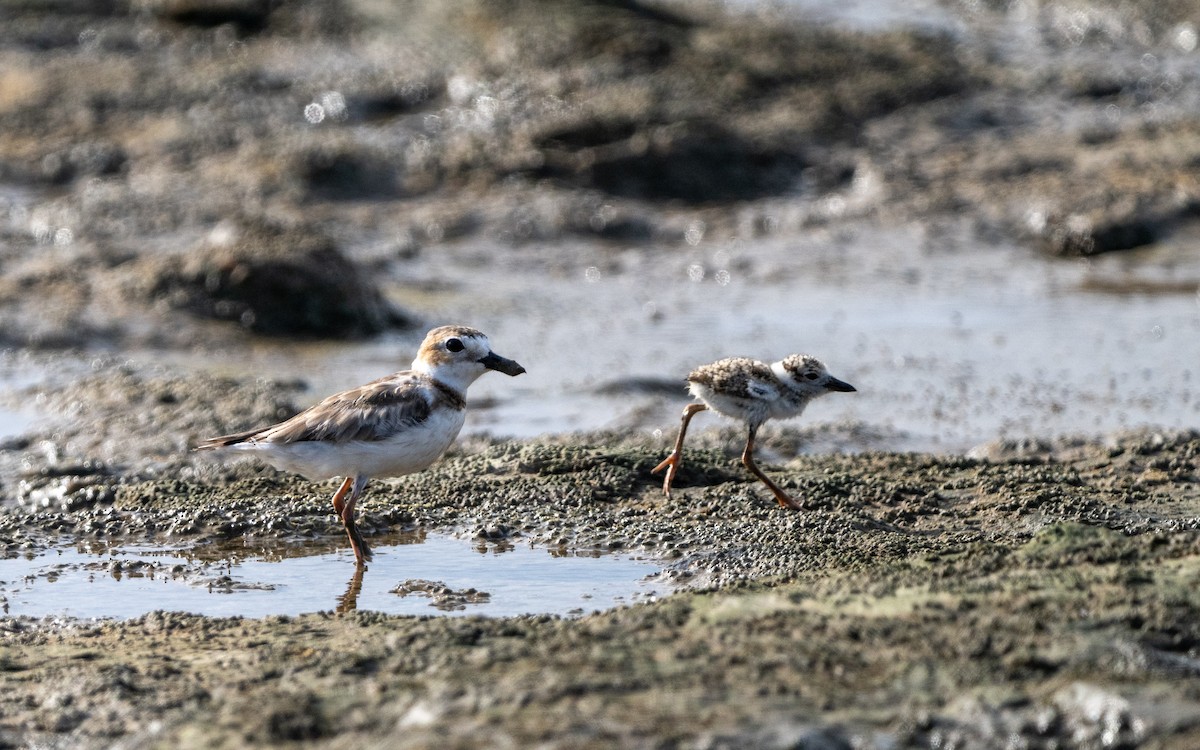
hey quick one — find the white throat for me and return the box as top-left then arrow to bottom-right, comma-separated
413,358 -> 481,396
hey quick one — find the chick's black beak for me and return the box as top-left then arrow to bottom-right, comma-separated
478,351 -> 526,377
826,377 -> 856,393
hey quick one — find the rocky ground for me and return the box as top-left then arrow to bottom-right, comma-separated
2,0 -> 1200,747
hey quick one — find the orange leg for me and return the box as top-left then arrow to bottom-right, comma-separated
332,475 -> 372,564
741,424 -> 802,510
331,476 -> 353,518
651,403 -> 708,499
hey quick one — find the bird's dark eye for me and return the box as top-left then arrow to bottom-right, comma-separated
804,372 -> 820,380
446,338 -> 465,352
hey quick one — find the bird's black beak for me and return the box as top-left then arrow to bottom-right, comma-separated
826,377 -> 856,393
478,351 -> 526,377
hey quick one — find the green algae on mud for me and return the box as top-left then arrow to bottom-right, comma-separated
2,431 -> 1199,747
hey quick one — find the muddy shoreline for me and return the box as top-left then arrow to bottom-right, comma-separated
3,429 -> 1200,747
2,0 -> 1200,747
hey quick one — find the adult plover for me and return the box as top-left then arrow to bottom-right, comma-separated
652,354 -> 855,509
197,325 -> 525,564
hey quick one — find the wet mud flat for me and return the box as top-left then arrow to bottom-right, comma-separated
2,429 -> 1199,748
0,0 -> 1199,747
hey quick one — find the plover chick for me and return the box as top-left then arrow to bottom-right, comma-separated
196,325 -> 525,565
652,354 -> 855,509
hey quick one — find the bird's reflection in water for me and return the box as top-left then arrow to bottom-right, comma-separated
336,564 -> 366,613
333,528 -> 428,612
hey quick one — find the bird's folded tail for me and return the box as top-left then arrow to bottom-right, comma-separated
194,427 -> 263,451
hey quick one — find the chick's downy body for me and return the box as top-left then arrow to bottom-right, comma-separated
654,353 -> 855,509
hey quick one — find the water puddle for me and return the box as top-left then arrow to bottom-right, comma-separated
0,351 -> 50,441
244,224 -> 1198,453
725,0 -> 959,33
0,406 -> 35,441
0,533 -> 672,620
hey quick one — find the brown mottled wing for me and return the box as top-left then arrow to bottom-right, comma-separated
200,374 -> 442,448
687,357 -> 780,402
262,374 -> 439,444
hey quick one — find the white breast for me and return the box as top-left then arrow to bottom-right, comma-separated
689,381 -> 773,426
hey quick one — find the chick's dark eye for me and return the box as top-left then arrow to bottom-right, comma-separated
446,338 -> 465,353
804,372 -> 820,380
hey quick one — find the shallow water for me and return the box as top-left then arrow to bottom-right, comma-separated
0,359 -> 40,440
0,533 -> 671,619
725,0 -> 959,32
147,220 -> 1200,454
1,4 -> 1196,458
3,219 -> 1196,455
0,407 -> 35,440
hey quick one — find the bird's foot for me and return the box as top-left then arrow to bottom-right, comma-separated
651,451 -> 683,499
770,488 -> 804,511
